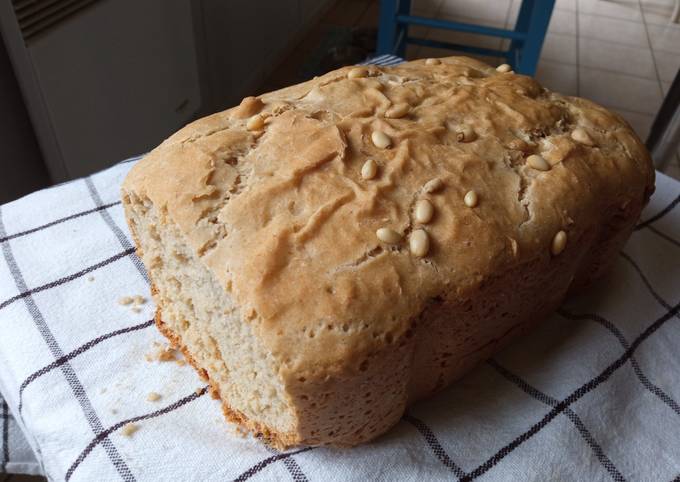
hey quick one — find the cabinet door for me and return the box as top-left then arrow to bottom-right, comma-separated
200,0 -> 300,109
29,0 -> 201,179
299,0 -> 329,24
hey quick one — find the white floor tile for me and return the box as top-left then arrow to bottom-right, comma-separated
579,67 -> 663,114
557,0 -> 577,11
579,14 -> 649,46
540,33 -> 578,64
507,1 -> 573,31
653,50 -> 680,82
427,17 -> 505,51
661,81 -> 673,95
578,0 -> 642,21
508,0 -> 576,28
646,23 -> 680,53
437,12 -> 507,29
639,0 -> 676,6
438,0 -> 512,24
535,60 -> 579,96
549,9 -> 578,35
641,2 -> 680,27
579,37 -> 657,79
507,0 -> 521,26
610,108 -> 655,140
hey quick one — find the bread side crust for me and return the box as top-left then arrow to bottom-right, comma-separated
153,306 -> 300,449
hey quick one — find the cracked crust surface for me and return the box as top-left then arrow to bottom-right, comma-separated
123,56 -> 654,446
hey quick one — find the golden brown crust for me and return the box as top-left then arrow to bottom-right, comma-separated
124,56 -> 654,447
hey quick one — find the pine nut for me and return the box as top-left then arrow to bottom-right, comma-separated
348,67 -> 369,79
423,178 -> 444,193
464,190 -> 478,207
527,154 -> 551,171
415,199 -> 434,224
376,227 -> 402,244
425,58 -> 441,65
246,115 -> 265,131
385,103 -> 410,119
233,96 -> 263,119
409,229 -> 430,257
571,128 -> 595,146
372,130 -> 392,149
496,63 -> 512,73
361,159 -> 378,180
551,230 -> 567,255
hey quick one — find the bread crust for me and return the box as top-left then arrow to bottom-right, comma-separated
123,56 -> 654,447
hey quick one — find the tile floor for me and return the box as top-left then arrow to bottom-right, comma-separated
263,0 -> 680,180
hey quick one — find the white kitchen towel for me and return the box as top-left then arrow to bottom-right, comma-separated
0,55 -> 679,480
1,157 -> 679,482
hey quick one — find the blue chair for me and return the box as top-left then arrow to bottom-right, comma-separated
376,0 -> 556,76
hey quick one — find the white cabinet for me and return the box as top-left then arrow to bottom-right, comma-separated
0,0 -> 333,182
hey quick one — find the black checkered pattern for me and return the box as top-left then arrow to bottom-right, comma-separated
1,160 -> 679,481
0,56 -> 679,480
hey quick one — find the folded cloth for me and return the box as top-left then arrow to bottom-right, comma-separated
1,132 -> 680,481
1,394 -> 40,475
2,156 -> 680,482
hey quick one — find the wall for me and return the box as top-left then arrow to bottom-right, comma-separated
199,0 -> 335,111
0,35 -> 49,204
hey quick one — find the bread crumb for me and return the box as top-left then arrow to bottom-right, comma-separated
131,307 -> 142,313
111,408 -> 118,414
146,343 -> 178,362
195,387 -> 203,396
176,359 -> 186,366
118,296 -> 133,305
133,295 -> 146,305
157,347 -> 177,362
147,392 -> 161,402
120,423 -> 138,436
100,387 -> 107,394
87,276 -> 95,282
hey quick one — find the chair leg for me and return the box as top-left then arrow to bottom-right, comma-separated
515,0 -> 555,76
510,0 -> 535,66
377,0 -> 399,55
395,0 -> 411,58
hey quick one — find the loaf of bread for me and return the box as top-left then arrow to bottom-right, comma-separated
122,56 -> 654,448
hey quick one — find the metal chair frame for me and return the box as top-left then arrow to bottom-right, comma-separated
376,0 -> 556,75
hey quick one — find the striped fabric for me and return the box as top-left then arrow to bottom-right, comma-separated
1,60 -> 680,481
358,54 -> 405,66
